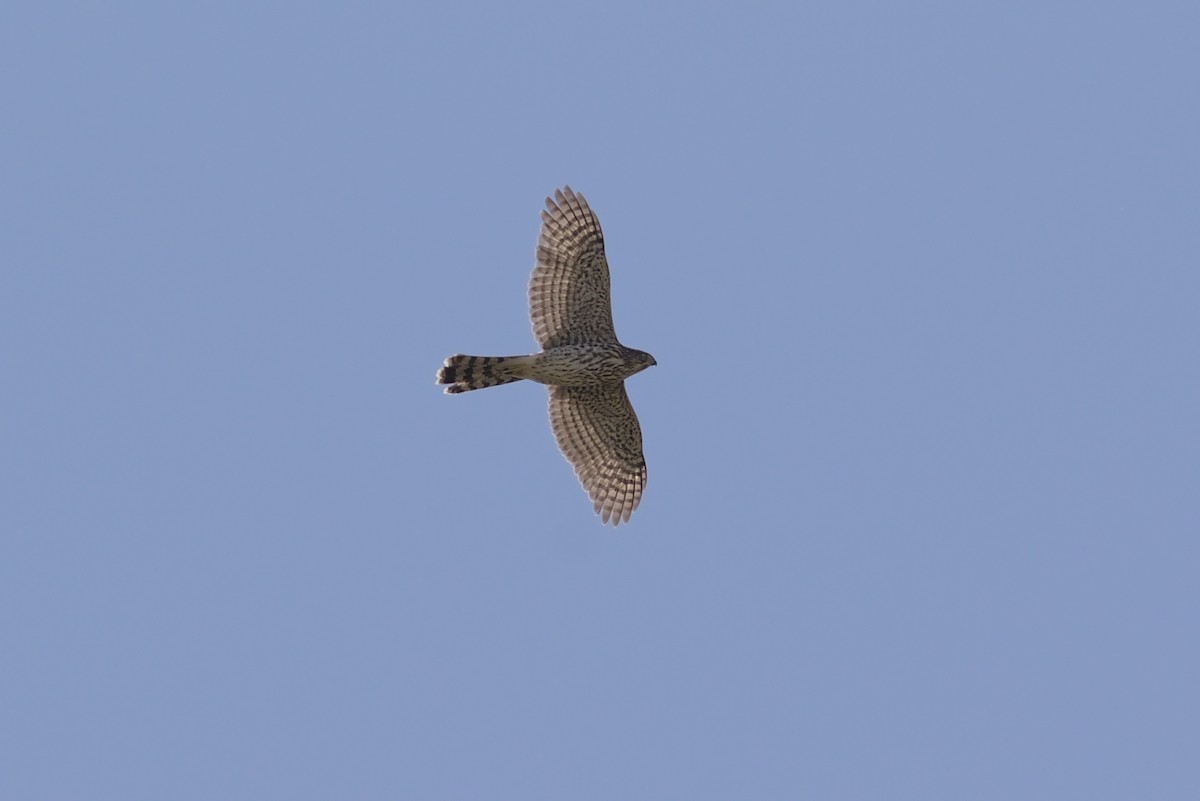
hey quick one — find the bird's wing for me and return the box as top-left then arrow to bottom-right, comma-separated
547,383 -> 646,525
529,186 -> 618,349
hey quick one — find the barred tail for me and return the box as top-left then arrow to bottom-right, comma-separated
436,354 -> 530,394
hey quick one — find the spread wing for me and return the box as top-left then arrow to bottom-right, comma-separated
529,186 -> 618,349
547,384 -> 646,525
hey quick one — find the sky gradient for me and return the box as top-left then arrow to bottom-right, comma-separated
3,2 -> 1198,799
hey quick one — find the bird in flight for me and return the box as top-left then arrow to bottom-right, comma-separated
436,187 -> 655,525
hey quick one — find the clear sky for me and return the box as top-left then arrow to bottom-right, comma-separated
3,2 -> 1198,799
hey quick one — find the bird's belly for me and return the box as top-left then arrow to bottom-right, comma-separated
527,346 -> 628,386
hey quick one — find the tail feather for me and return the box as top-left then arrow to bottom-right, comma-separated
436,354 -> 528,394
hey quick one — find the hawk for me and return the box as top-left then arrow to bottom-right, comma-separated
436,187 -> 655,525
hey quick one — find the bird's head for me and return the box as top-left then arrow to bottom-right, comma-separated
625,349 -> 657,375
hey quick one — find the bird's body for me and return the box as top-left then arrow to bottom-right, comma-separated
436,187 -> 654,525
439,343 -> 654,391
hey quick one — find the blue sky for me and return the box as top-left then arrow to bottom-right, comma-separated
3,2 -> 1198,799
